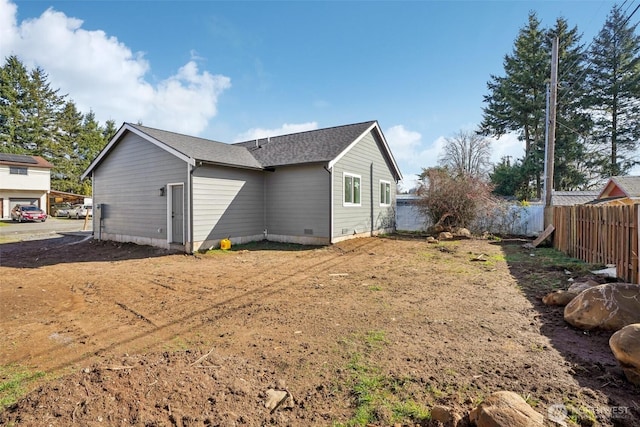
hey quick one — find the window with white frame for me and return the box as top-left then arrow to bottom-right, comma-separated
9,166 -> 28,175
380,180 -> 391,206
344,173 -> 361,206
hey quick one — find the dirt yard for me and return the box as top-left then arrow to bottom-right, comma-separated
0,234 -> 638,426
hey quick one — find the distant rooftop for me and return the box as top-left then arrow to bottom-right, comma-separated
551,191 -> 599,206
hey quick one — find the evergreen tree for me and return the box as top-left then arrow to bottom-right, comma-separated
78,111 -> 108,194
480,12 -> 548,198
0,56 -> 30,152
25,67 -> 65,157
585,4 -> 640,177
0,56 -> 115,194
102,119 -> 118,142
53,101 -> 84,193
490,156 -> 532,200
481,13 -> 596,196
548,18 -> 592,190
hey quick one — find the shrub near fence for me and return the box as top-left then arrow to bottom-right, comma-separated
553,204 -> 639,284
395,196 -> 544,236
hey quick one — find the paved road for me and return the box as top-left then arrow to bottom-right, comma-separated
0,217 -> 92,241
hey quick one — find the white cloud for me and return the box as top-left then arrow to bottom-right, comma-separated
490,132 -> 525,165
416,136 -> 448,169
0,0 -> 230,134
385,125 -> 443,192
385,125 -> 422,163
234,122 -> 318,142
385,124 -> 446,171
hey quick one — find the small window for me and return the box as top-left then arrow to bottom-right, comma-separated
380,180 -> 391,206
10,166 -> 28,175
344,173 -> 361,206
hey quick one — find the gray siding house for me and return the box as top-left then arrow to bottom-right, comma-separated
82,121 -> 402,253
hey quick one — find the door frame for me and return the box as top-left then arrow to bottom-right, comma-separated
166,183 -> 185,245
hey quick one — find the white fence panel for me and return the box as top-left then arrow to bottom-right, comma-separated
395,197 -> 544,236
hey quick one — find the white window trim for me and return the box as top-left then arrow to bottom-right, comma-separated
10,166 -> 28,175
380,180 -> 391,206
343,172 -> 361,207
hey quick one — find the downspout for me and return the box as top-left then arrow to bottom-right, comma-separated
370,162 -> 374,235
327,164 -> 334,243
93,171 -> 100,241
188,162 -> 195,253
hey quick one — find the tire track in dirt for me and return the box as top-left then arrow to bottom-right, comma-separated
96,238 -> 384,347
7,238 -> 385,373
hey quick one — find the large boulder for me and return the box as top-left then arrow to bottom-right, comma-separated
609,323 -> 640,385
469,391 -> 544,427
542,279 -> 602,307
564,283 -> 640,331
567,279 -> 600,294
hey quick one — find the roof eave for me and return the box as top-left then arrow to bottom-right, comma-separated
327,121 -> 403,181
196,159 -> 264,171
81,123 -> 196,180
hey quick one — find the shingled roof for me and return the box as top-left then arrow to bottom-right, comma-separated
128,124 -> 263,169
233,121 -> 378,167
83,120 -> 401,180
551,191 -> 598,206
599,176 -> 640,198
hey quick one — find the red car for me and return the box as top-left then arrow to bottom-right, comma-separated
10,205 -> 47,222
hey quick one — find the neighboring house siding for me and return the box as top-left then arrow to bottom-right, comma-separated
0,165 -> 51,217
94,133 -> 187,245
332,131 -> 396,240
192,166 -> 264,250
0,165 -> 50,191
265,164 -> 331,244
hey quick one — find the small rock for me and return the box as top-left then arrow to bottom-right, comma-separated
264,389 -> 291,412
431,404 -> 462,426
426,236 -> 438,243
542,290 -> 575,306
609,323 -> 640,385
469,390 -> 544,427
438,231 -> 454,240
455,228 -> 472,238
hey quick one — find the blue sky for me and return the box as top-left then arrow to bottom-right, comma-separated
1,0 -> 630,188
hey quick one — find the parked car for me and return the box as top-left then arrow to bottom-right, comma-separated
51,203 -> 71,217
11,205 -> 47,222
67,204 -> 92,219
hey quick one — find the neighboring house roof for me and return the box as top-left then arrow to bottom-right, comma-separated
83,121 -> 403,181
551,191 -> 599,206
598,176 -> 640,199
0,153 -> 53,168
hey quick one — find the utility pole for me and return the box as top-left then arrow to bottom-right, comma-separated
544,36 -> 559,229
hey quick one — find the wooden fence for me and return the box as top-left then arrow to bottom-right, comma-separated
553,204 -> 639,284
